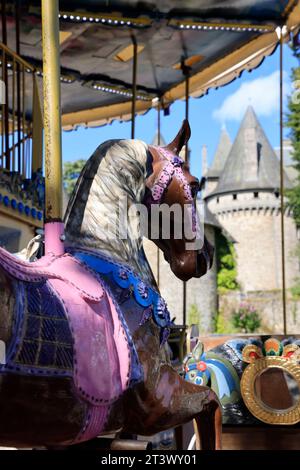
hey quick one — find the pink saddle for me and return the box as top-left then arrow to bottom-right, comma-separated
0,247 -> 131,422
0,247 -> 103,302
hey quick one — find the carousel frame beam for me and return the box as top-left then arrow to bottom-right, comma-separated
41,0 -> 63,221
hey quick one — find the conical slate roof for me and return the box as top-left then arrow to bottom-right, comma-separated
207,126 -> 232,178
213,106 -> 292,195
151,131 -> 166,147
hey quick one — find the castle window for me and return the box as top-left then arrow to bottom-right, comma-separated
254,192 -> 259,198
233,194 -> 237,200
274,191 -> 279,198
217,197 -> 219,203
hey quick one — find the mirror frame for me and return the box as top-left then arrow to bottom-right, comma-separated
241,356 -> 300,425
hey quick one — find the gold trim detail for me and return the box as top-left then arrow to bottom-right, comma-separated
241,356 -> 300,425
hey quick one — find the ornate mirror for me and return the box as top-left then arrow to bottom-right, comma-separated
241,340 -> 300,425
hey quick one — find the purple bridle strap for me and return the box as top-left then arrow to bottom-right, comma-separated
149,147 -> 193,203
146,146 -> 197,233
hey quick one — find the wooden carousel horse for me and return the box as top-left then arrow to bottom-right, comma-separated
0,121 -> 221,449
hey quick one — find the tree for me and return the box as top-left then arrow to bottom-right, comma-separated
286,39 -> 300,225
216,231 -> 239,293
63,159 -> 86,196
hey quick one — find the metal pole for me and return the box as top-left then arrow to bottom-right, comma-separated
131,36 -> 137,139
2,0 -> 9,170
185,74 -> 189,164
280,29 -> 287,334
41,0 -> 63,221
157,102 -> 161,288
183,67 -> 190,326
15,0 -> 21,172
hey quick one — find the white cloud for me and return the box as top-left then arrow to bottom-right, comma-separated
213,71 -> 290,122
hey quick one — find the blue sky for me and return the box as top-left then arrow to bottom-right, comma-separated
62,43 -> 298,180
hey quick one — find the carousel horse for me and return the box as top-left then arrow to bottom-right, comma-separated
0,121 -> 221,449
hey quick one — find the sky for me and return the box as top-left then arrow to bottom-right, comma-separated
62,43 -> 298,181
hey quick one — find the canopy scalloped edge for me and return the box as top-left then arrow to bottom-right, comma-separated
61,1 -> 300,131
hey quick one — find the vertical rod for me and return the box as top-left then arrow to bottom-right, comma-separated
183,71 -> 190,326
12,58 -> 15,171
41,0 -> 63,220
185,74 -> 189,164
280,30 -> 287,334
15,0 -> 21,172
22,63 -> 25,176
131,35 -> 137,139
1,49 -> 4,167
156,102 -> 161,288
2,1 -> 9,170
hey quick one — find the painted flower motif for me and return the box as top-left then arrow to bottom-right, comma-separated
118,268 -> 129,280
156,297 -> 167,318
171,156 -> 184,167
196,361 -> 207,372
137,281 -> 149,299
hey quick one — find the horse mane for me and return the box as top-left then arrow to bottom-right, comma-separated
64,138 -> 155,282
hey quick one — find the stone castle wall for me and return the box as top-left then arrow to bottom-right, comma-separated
207,191 -> 299,292
219,290 -> 300,334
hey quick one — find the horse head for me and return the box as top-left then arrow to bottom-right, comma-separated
145,120 -> 214,281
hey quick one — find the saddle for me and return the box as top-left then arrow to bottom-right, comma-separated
0,246 -> 103,302
0,246 -> 132,421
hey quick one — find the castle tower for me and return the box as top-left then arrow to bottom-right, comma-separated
203,125 -> 232,197
206,106 -> 298,295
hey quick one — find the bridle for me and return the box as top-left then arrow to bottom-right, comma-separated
146,146 -> 197,233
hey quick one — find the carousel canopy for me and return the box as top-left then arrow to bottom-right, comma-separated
2,0 -> 300,129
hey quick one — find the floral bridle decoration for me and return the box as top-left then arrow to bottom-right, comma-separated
146,147 -> 197,233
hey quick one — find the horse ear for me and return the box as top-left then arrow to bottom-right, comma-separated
165,119 -> 191,155
193,340 -> 204,361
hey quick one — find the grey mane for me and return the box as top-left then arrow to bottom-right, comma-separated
64,139 -> 156,285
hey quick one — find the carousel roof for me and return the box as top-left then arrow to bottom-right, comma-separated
2,0 -> 300,129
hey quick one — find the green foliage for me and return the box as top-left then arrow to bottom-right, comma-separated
231,303 -> 261,333
187,304 -> 201,329
216,232 -> 239,293
212,311 -> 235,334
63,159 -> 86,196
286,43 -> 300,225
291,281 -> 300,300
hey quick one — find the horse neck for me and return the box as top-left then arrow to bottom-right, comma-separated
65,140 -> 157,288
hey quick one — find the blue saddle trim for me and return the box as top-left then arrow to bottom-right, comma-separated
69,250 -> 173,343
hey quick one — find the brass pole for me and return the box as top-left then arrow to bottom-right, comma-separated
41,0 -> 63,220
280,29 -> 287,334
131,35 -> 137,139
